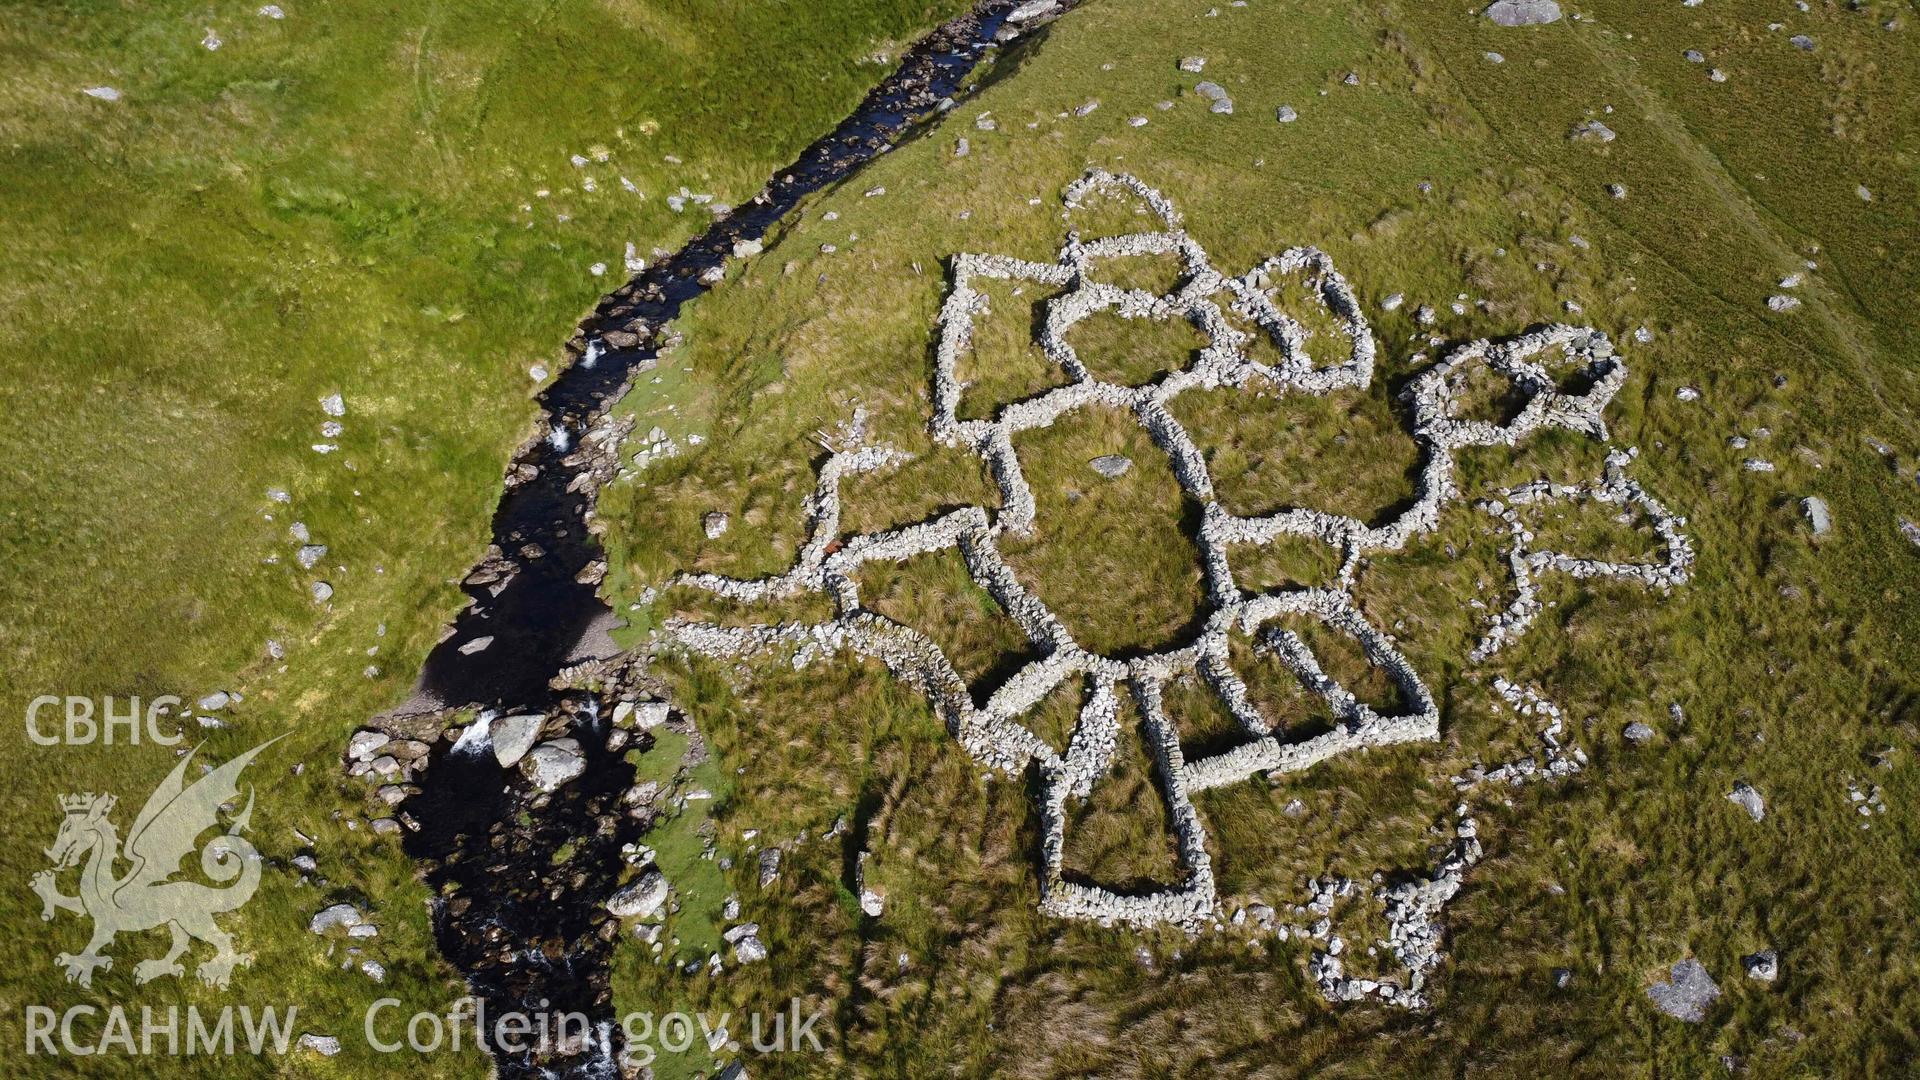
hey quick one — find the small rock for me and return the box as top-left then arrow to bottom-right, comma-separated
1727,781 -> 1766,822
295,544 -> 328,570
197,691 -> 232,712
310,581 -> 334,603
1275,105 -> 1298,123
1553,967 -> 1574,988
1380,292 -> 1405,311
757,847 -> 782,888
703,511 -> 730,539
457,635 -> 494,655
1179,56 -> 1206,73
1623,721 -> 1656,744
1768,294 -> 1801,312
84,86 -> 122,102
1790,34 -> 1815,51
319,393 -> 345,417
1090,455 -> 1133,479
1675,386 -> 1699,402
732,935 -> 768,963
1742,949 -> 1778,983
1608,183 -> 1628,199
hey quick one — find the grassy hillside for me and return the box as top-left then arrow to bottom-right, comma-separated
0,1 -> 967,1075
598,0 -> 1920,1075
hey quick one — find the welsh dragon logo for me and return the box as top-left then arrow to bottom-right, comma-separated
31,737 -> 279,989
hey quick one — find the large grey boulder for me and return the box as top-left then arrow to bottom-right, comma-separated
309,903 -> 364,935
491,714 -> 544,768
1801,496 -> 1831,536
1485,0 -> 1561,26
607,870 -> 669,918
523,738 -> 585,792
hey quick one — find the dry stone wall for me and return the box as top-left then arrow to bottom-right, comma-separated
656,171 -> 1694,1000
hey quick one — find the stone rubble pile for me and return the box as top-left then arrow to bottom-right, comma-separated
658,172 -> 1692,981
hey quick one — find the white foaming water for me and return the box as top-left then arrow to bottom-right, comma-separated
547,425 -> 573,452
450,711 -> 495,755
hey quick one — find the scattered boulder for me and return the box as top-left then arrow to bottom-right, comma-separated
1276,105 -> 1298,123
1179,56 -> 1206,72
1801,496 -> 1831,536
731,935 -> 768,963
1194,81 -> 1233,114
309,903 -> 365,935
1623,721 -> 1656,745
1090,455 -> 1133,478
297,1034 -> 342,1056
310,581 -> 334,603
757,847 -> 782,888
1743,948 -> 1778,983
296,544 -> 328,570
703,511 -> 730,539
1768,294 -> 1802,312
197,691 -> 231,712
457,635 -> 494,655
607,870 -> 669,919
1570,119 -> 1617,144
1484,0 -> 1561,26
1727,781 -> 1766,822
1647,958 -> 1721,1022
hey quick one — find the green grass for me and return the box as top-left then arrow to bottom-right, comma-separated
597,0 -> 1920,1075
0,0 -> 973,1074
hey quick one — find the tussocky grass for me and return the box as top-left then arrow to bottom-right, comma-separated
597,0 -> 1920,1075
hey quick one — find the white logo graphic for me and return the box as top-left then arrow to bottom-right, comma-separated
31,737 -> 280,989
